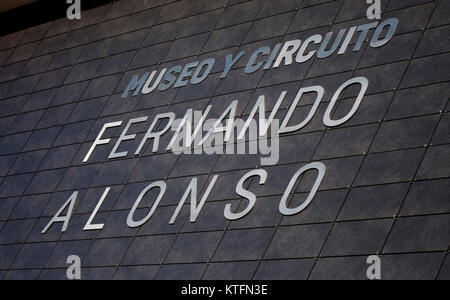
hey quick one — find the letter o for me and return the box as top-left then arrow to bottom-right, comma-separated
127,181 -> 166,228
191,58 -> 215,85
370,18 -> 399,48
323,77 -> 369,127
279,162 -> 326,216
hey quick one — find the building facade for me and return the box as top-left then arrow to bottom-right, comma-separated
0,0 -> 449,280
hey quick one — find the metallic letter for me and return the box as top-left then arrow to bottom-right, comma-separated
279,162 -> 326,216
83,187 -> 110,231
42,191 -> 78,233
169,176 -> 219,224
191,58 -> 215,85
121,72 -> 150,99
238,91 -> 286,140
338,26 -> 357,55
135,112 -> 175,155
370,18 -> 399,48
109,117 -> 148,159
168,106 -> 212,150
224,169 -> 267,221
142,69 -> 167,94
279,86 -> 324,134
175,61 -> 199,88
127,181 -> 167,228
158,65 -> 182,91
83,121 -> 123,163
200,100 -> 238,145
221,51 -> 245,79
273,39 -> 302,68
264,43 -> 282,69
353,22 -> 379,52
245,46 -> 270,74
317,29 -> 347,58
296,34 -> 322,63
323,77 -> 369,127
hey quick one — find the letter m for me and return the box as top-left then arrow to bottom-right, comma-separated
121,72 -> 150,99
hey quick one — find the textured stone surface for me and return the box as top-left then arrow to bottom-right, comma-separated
0,0 -> 448,280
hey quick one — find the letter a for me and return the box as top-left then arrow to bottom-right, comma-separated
41,191 -> 78,234
366,0 -> 381,20
67,0 -> 81,20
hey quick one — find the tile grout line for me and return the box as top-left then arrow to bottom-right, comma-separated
377,0 -> 444,267
247,0 -> 327,280
305,0 -> 390,280
152,0 -> 238,280
2,19 -> 85,279
30,7 -> 114,280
